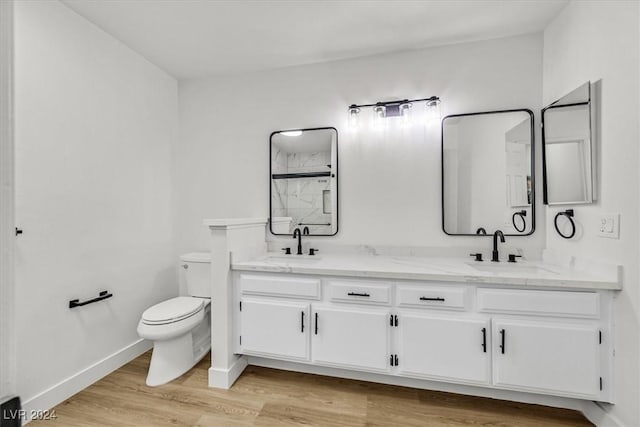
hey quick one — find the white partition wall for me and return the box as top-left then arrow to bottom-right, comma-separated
205,218 -> 267,388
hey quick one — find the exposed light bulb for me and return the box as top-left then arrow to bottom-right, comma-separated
373,105 -> 386,131
281,130 -> 303,137
348,106 -> 360,132
426,97 -> 441,125
399,102 -> 413,128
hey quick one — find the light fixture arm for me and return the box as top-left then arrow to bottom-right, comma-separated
348,96 -> 440,110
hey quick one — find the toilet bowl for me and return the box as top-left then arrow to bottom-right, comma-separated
137,252 -> 212,386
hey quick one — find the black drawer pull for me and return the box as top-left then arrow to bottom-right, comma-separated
499,329 -> 506,354
301,311 -> 305,333
347,292 -> 370,297
420,297 -> 445,302
481,327 -> 487,353
315,312 -> 318,335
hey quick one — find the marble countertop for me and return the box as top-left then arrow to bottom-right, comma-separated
231,252 -> 622,290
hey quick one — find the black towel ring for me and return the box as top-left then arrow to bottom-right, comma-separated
554,209 -> 576,239
512,210 -> 527,233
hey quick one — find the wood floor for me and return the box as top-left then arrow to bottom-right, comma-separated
31,351 -> 593,426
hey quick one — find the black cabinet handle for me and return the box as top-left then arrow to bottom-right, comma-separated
499,329 -> 506,354
482,327 -> 487,353
347,292 -> 370,297
315,312 -> 318,335
301,311 -> 305,333
420,297 -> 445,302
15,227 -> 23,236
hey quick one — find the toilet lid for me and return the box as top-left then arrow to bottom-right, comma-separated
142,297 -> 204,325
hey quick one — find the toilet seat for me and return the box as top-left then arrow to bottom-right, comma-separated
142,297 -> 204,325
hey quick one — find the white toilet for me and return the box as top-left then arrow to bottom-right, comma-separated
137,252 -> 212,386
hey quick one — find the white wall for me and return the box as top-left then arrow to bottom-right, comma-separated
177,33 -> 544,257
543,2 -> 640,426
14,0 -> 178,407
0,0 -> 16,401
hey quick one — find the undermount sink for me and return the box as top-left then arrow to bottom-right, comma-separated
467,262 -> 558,275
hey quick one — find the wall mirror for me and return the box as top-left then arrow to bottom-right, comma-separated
542,81 -> 597,205
442,109 -> 535,236
270,127 -> 338,236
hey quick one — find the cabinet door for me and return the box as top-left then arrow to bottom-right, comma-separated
240,299 -> 309,361
312,306 -> 390,372
397,313 -> 490,385
492,319 -> 600,398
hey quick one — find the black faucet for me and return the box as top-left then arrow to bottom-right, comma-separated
492,230 -> 505,262
293,228 -> 303,255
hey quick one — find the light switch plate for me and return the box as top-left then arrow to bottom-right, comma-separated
597,213 -> 620,239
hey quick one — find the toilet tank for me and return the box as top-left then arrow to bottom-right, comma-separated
180,252 -> 211,298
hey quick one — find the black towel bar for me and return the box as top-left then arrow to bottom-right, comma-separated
69,291 -> 113,309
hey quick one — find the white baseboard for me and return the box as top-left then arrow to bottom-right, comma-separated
22,339 -> 151,422
580,401 -> 622,427
208,356 -> 247,389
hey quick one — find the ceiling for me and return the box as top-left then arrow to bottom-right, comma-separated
61,0 -> 568,80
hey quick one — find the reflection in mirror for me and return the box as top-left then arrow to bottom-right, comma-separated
542,82 -> 596,205
270,127 -> 338,236
442,110 -> 534,236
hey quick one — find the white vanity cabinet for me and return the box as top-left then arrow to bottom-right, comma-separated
478,287 -> 604,399
240,299 -> 310,360
237,274 -> 321,361
491,319 -> 601,398
312,306 -> 391,372
234,272 -> 614,403
396,313 -> 491,385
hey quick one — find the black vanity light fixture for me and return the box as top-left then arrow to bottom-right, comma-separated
348,96 -> 441,132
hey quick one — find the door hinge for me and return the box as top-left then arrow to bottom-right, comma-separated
599,330 -> 602,344
599,377 -> 603,391
390,354 -> 399,366
389,314 -> 398,327
239,301 -> 242,311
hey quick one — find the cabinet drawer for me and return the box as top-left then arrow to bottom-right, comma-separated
327,281 -> 391,305
397,285 -> 468,311
240,274 -> 321,299
477,288 -> 599,318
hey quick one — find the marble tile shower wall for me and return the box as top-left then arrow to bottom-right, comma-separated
287,151 -> 331,173
271,147 -> 288,216
286,177 -> 331,233
287,151 -> 332,233
271,149 -> 332,234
